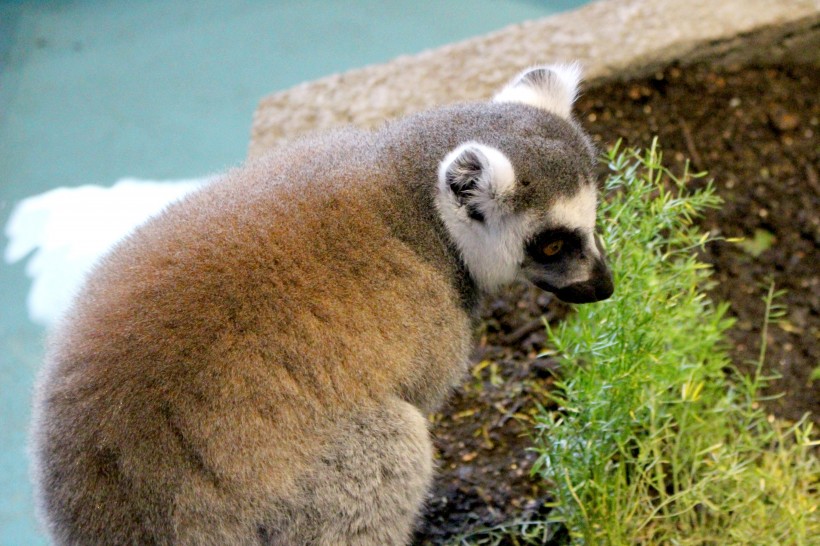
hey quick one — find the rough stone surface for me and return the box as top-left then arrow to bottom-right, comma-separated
249,0 -> 820,157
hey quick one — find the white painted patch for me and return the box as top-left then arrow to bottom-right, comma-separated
493,63 -> 582,119
4,177 -> 210,326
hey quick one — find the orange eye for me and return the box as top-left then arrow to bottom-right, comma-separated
543,240 -> 563,256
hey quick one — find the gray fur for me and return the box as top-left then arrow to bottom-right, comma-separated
31,66 -> 612,545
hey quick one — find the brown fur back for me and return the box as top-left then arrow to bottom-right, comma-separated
32,129 -> 473,545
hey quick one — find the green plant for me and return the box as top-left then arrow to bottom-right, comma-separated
454,140 -> 819,545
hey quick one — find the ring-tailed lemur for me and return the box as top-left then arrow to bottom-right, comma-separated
31,63 -> 613,545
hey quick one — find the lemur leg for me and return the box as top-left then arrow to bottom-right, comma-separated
161,398 -> 430,546
293,398 -> 434,546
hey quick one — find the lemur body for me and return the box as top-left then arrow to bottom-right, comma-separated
32,65 -> 613,545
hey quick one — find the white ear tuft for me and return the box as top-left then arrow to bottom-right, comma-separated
493,62 -> 582,119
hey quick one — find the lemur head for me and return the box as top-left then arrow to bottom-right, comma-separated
436,63 -> 614,304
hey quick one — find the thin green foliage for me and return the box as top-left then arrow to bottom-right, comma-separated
455,141 -> 818,545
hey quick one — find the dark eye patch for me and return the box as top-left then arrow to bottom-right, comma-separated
525,227 -> 584,264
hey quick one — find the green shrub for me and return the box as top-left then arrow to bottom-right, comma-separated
456,141 -> 819,545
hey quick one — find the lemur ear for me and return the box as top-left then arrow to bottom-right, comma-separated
493,63 -> 582,119
438,142 -> 515,223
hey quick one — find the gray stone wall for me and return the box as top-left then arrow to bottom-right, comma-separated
249,0 -> 819,157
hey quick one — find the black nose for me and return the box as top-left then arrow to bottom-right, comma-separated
553,259 -> 614,304
594,272 -> 615,300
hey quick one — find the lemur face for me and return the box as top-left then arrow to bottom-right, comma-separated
520,183 -> 613,303
436,64 -> 613,303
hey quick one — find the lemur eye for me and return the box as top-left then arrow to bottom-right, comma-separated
543,240 -> 563,256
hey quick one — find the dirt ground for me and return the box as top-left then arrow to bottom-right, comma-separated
412,62 -> 819,544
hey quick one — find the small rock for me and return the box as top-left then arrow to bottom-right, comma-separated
768,106 -> 800,132
456,465 -> 474,480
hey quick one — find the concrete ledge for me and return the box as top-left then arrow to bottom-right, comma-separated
249,0 -> 820,158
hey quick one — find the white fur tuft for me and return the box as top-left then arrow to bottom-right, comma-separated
493,62 -> 582,119
436,142 -> 529,292
550,183 -> 597,233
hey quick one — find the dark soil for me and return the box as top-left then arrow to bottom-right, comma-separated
412,62 -> 819,544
